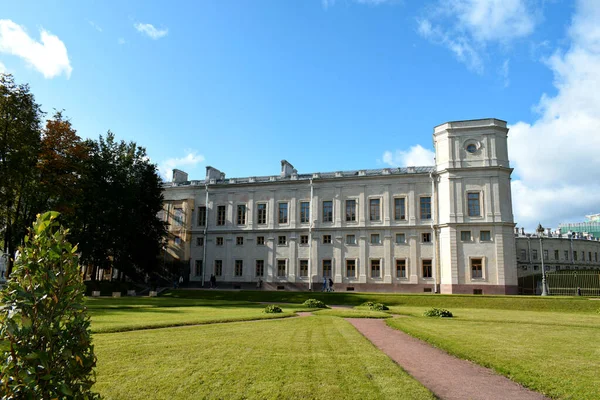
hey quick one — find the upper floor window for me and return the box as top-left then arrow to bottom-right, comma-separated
234,260 -> 243,277
370,234 -> 381,244
461,231 -> 471,242
300,201 -> 310,223
197,206 -> 206,226
554,250 -> 559,260
369,198 -> 380,221
322,235 -> 332,244
370,259 -> 381,278
323,201 -> 333,222
173,208 -> 184,227
394,198 -> 406,220
257,203 -> 267,225
236,236 -> 244,246
278,203 -> 288,224
420,197 -> 431,220
346,259 -> 356,278
346,199 -> 356,222
521,249 -> 527,260
278,235 -> 287,246
255,260 -> 264,277
471,258 -> 483,279
216,237 -> 224,246
216,206 -> 226,226
300,235 -> 309,245
214,260 -> 222,276
395,233 -> 406,244
299,259 -> 308,277
467,193 -> 481,217
196,237 -> 204,246
422,259 -> 432,278
422,232 -> 431,243
480,231 -> 491,241
277,259 -> 287,277
346,234 -> 356,245
532,249 -> 538,260
396,259 -> 407,278
237,205 -> 246,225
564,250 -> 569,260
257,236 -> 265,245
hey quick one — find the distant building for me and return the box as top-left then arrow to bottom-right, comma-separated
559,214 -> 600,239
162,118 -> 518,294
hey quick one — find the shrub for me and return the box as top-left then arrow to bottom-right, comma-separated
370,303 -> 389,311
361,301 -> 375,307
264,305 -> 283,313
303,299 -> 328,309
423,308 -> 453,318
0,212 -> 100,399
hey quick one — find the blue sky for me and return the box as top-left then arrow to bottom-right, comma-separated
1,0 -> 599,230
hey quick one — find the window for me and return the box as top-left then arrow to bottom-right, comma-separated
174,237 -> 181,245
370,259 -> 381,278
369,198 -> 381,221
278,203 -> 288,224
197,206 -> 206,226
544,250 -> 548,260
396,259 -> 407,278
467,193 -> 481,217
395,233 -> 406,244
234,260 -> 243,277
471,258 -> 483,279
346,200 -> 356,222
564,250 -> 569,260
532,249 -> 538,260
299,259 -> 308,277
420,197 -> 431,220
521,249 -> 527,260
216,237 -> 224,246
480,231 -> 491,241
195,260 -> 203,277
300,235 -> 308,245
237,205 -> 246,225
278,235 -> 287,245
370,234 -> 381,244
257,236 -> 265,245
322,259 -> 332,277
257,203 -> 267,225
574,251 -> 577,261
461,231 -> 471,242
277,259 -> 286,277
323,201 -> 333,222
300,201 -> 310,223
346,234 -> 356,245
346,259 -> 356,278
422,233 -> 431,243
196,237 -> 204,246
581,251 -> 584,261
394,198 -> 406,220
255,260 -> 264,277
596,253 -> 598,262
422,259 -> 432,278
217,205 -> 226,225
214,260 -> 222,276
173,208 -> 184,227
554,250 -> 559,260
589,252 -> 593,262
322,235 -> 332,244
236,236 -> 244,246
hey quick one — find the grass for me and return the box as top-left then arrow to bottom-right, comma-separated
312,308 -> 392,318
94,316 -> 435,400
386,308 -> 600,400
164,289 -> 600,313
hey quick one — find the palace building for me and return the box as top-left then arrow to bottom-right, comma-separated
161,118 -> 519,294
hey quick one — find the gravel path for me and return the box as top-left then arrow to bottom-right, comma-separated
346,318 -> 549,400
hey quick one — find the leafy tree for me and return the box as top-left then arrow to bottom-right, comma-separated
0,211 -> 99,399
0,73 -> 44,277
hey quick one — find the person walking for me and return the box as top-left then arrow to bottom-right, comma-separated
322,276 -> 327,292
328,278 -> 334,292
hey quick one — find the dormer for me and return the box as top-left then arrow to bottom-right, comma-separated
206,166 -> 225,182
281,160 -> 297,178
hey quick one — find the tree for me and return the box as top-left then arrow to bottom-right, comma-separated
73,132 -> 165,281
0,74 -> 44,277
0,212 -> 99,399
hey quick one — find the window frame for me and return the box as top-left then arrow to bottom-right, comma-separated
369,198 -> 381,221
278,235 -> 287,246
278,202 -> 289,224
479,230 -> 491,242
256,203 -> 267,225
370,233 -> 381,245
216,205 -> 226,226
395,258 -> 408,279
460,231 -> 471,242
322,259 -> 332,278
298,259 -> 309,278
394,197 -> 406,221
300,235 -> 309,245
197,206 -> 207,226
346,234 -> 356,245
196,237 -> 204,246
370,259 -> 381,278
420,196 -> 432,220
346,259 -> 357,278
214,260 -> 222,277
236,236 -> 244,246
216,237 -> 224,246
195,260 -> 203,277
467,192 -> 482,217
322,200 -> 333,223
345,199 -> 357,222
422,259 -> 433,279
255,260 -> 264,277
322,235 -> 332,244
470,257 -> 485,280
234,260 -> 243,277
300,201 -> 310,224
236,204 -> 247,225
421,232 -> 431,243
257,236 -> 265,246
277,259 -> 287,278
395,233 -> 406,244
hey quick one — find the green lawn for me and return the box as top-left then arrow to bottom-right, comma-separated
386,308 -> 600,400
94,316 -> 435,400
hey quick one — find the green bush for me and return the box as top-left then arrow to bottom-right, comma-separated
0,212 -> 100,398
423,308 -> 453,318
370,303 -> 389,311
361,301 -> 375,307
264,305 -> 283,313
303,299 -> 328,309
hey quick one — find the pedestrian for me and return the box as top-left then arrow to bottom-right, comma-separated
179,275 -> 184,288
577,286 -> 582,296
210,274 -> 216,288
328,278 -> 334,292
322,276 -> 327,292
257,278 -> 263,289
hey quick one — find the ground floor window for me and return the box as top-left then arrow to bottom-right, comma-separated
299,259 -> 308,277
370,259 -> 381,278
422,259 -> 432,278
346,259 -> 356,278
234,260 -> 243,277
277,259 -> 287,277
214,260 -> 222,277
471,258 -> 483,279
396,259 -> 407,278
322,259 -> 332,278
255,260 -> 264,277
195,260 -> 203,277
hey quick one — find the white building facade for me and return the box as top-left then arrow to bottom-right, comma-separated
162,118 -> 518,294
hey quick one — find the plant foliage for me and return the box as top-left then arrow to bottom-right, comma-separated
303,299 -> 328,309
369,303 -> 389,311
0,211 -> 100,399
263,305 -> 282,314
423,308 -> 453,318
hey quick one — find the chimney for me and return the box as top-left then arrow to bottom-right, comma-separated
206,166 -> 225,182
281,160 -> 296,178
172,169 -> 188,183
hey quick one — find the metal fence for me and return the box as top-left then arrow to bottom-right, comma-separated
546,271 -> 600,296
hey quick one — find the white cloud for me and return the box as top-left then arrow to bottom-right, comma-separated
509,0 -> 600,230
381,145 -> 435,167
417,0 -> 538,72
118,38 -> 126,45
0,61 -> 5,73
158,151 -> 205,181
88,21 -> 102,32
499,58 -> 510,87
134,23 -> 168,40
0,20 -> 72,79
